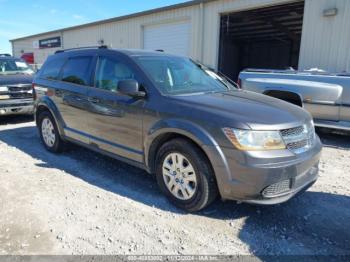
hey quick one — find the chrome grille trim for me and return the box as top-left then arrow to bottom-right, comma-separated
280,123 -> 315,154
0,84 -> 33,100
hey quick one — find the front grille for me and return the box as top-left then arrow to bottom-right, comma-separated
0,84 -> 33,100
8,85 -> 32,92
262,179 -> 291,197
9,93 -> 33,99
281,124 -> 315,154
0,102 -> 33,108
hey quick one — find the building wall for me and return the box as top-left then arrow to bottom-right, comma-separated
299,0 -> 350,72
200,0 -> 296,68
11,0 -> 350,73
11,0 -> 297,66
12,31 -> 63,65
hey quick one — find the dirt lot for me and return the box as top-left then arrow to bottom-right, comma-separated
0,116 -> 349,256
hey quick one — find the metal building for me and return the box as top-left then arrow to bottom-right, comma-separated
10,0 -> 350,78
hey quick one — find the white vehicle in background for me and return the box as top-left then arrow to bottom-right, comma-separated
238,69 -> 350,131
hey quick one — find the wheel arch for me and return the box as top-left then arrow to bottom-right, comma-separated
35,97 -> 65,136
145,119 -> 220,175
264,90 -> 303,107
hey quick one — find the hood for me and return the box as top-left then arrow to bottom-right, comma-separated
171,90 -> 312,130
0,74 -> 33,86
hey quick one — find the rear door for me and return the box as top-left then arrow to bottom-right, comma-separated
54,55 -> 95,143
86,55 -> 145,162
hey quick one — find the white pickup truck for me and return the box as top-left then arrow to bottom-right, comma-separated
239,69 -> 350,131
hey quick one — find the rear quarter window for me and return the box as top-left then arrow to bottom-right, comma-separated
61,56 -> 93,86
40,56 -> 66,80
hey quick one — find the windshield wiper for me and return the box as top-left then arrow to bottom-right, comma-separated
193,61 -> 238,90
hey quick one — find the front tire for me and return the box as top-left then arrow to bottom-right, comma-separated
38,111 -> 65,153
155,138 -> 218,212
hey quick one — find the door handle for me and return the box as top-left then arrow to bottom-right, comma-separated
89,97 -> 100,103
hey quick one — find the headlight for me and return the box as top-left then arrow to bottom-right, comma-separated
0,86 -> 8,92
223,128 -> 286,151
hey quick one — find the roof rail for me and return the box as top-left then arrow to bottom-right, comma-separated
55,45 -> 108,54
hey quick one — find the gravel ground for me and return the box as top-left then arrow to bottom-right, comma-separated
0,116 -> 349,256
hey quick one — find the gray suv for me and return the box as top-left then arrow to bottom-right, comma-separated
33,47 -> 322,212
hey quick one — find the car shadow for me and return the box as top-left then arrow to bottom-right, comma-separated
316,127 -> 350,150
0,125 -> 349,255
0,115 -> 34,125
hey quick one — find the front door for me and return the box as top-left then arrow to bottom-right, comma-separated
86,55 -> 145,163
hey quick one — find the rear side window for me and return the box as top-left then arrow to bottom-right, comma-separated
40,56 -> 66,80
61,57 -> 92,86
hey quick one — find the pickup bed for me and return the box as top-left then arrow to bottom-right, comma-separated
239,69 -> 350,131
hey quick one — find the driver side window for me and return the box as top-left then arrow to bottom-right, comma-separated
95,57 -> 136,93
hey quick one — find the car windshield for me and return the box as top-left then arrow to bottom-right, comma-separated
0,59 -> 34,75
135,56 -> 233,95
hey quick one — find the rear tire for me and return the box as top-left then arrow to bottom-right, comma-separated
38,111 -> 65,153
155,138 -> 218,212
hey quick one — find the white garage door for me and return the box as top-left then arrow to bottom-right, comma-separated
143,21 -> 190,56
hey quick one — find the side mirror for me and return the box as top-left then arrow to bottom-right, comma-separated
118,79 -> 146,98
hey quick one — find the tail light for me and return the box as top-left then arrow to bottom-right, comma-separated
237,78 -> 242,89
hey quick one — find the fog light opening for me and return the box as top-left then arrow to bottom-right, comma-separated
262,179 -> 292,198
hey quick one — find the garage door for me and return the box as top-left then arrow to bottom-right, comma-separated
143,21 -> 190,56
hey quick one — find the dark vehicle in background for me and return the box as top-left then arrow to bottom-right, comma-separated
33,47 -> 322,212
0,56 -> 34,116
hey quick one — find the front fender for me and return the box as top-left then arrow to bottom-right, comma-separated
145,118 -> 219,170
144,118 -> 232,198
149,118 -> 219,145
35,97 -> 65,136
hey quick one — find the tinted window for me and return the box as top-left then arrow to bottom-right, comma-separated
95,57 -> 136,92
61,57 -> 92,85
40,57 -> 66,80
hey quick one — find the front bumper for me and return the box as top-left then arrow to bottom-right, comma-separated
204,135 -> 322,205
0,99 -> 34,115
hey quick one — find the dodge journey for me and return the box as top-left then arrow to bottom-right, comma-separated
33,47 -> 322,211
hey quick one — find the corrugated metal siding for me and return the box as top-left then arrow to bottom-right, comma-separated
299,0 -> 350,72
11,0 -> 297,67
63,5 -> 201,58
12,32 -> 63,65
11,0 -> 350,73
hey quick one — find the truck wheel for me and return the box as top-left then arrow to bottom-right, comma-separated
38,111 -> 65,153
155,138 -> 218,212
